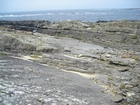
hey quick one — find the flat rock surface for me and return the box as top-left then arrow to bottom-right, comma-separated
0,55 -> 118,105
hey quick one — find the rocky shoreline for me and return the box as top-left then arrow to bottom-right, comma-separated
0,20 -> 140,105
0,20 -> 140,51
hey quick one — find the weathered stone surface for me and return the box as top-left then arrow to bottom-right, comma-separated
0,20 -> 140,105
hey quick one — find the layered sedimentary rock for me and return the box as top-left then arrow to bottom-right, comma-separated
0,20 -> 140,105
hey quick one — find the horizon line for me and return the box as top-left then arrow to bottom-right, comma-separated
0,8 -> 140,14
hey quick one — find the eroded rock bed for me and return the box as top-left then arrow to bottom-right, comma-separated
0,20 -> 140,105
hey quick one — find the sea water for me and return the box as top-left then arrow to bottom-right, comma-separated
0,9 -> 140,22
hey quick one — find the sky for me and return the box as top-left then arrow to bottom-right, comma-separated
0,0 -> 140,13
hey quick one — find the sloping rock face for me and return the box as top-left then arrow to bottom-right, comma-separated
0,55 -> 118,105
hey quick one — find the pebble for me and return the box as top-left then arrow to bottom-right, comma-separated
110,95 -> 123,102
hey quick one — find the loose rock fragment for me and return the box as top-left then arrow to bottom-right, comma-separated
110,95 -> 123,102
